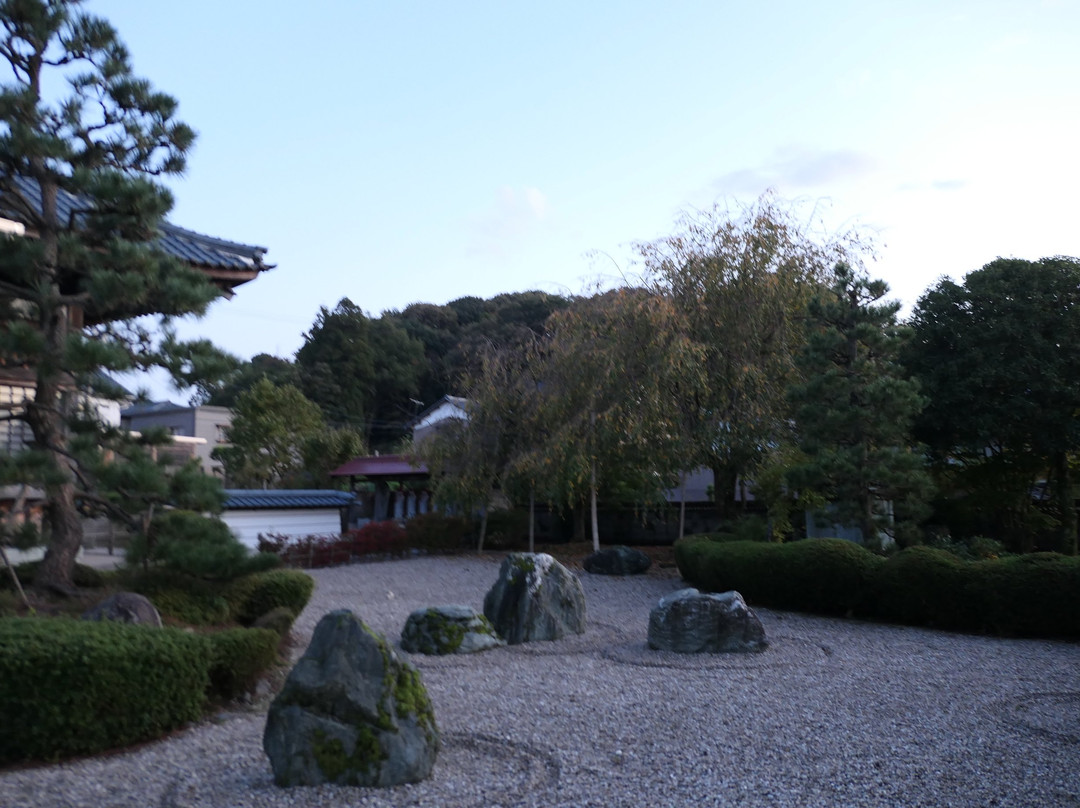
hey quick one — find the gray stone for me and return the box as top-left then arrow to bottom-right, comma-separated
583,545 -> 652,575
482,553 -> 586,645
647,588 -> 767,654
400,605 -> 506,655
263,610 -> 438,788
81,592 -> 162,627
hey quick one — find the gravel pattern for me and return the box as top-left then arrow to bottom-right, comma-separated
3,555 -> 1079,807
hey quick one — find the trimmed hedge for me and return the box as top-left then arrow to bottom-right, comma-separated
226,568 -> 314,626
0,617 -> 209,763
206,627 -> 280,701
675,535 -> 1080,638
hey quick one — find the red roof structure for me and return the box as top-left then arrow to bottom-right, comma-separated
330,454 -> 429,479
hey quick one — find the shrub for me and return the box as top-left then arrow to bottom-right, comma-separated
776,539 -> 884,615
873,547 -> 971,628
483,509 -> 529,549
205,627 -> 280,701
405,513 -> 472,552
227,568 -> 315,626
346,520 -> 408,557
2,560 -> 106,591
0,617 -> 209,763
115,568 -> 231,626
252,605 -> 296,638
127,510 -> 280,581
675,535 -> 1080,639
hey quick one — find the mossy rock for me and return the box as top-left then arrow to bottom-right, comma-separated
400,605 -> 505,655
263,610 -> 438,787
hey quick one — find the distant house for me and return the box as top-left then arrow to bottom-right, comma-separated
411,395 -> 468,445
121,402 -> 232,476
221,489 -> 356,549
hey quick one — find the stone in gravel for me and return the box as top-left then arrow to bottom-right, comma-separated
483,552 -> 586,644
583,545 -> 652,575
81,592 -> 162,627
263,609 -> 438,787
648,588 -> 767,653
400,605 -> 506,655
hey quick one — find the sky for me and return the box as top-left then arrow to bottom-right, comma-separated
83,0 -> 1080,399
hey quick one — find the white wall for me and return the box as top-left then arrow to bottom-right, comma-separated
222,508 -> 343,549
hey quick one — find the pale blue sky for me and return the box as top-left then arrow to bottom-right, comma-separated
88,0 -> 1080,391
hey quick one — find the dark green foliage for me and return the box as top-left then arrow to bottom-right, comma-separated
252,606 -> 296,638
675,536 -> 1080,638
126,510 -> 280,581
2,560 -> 106,591
227,569 -> 315,626
873,547 -> 975,627
205,627 -> 280,701
403,513 -> 472,552
788,264 -> 933,548
0,0 -> 237,593
905,257 -> 1080,554
116,568 -> 231,625
0,617 -> 209,763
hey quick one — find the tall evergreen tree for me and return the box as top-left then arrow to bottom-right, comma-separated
788,264 -> 932,549
0,1 -> 234,591
905,257 -> 1080,553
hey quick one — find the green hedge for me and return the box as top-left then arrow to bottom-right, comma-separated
205,627 -> 280,701
0,618 -> 209,763
675,535 -> 1080,638
226,568 -> 315,626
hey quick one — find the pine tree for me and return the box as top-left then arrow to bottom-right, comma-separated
788,264 -> 933,549
0,1 -> 227,591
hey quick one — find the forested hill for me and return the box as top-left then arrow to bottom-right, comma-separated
201,290 -> 570,448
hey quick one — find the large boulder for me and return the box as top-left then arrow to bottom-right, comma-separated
263,610 -> 438,788
400,605 -> 505,655
647,588 -> 767,654
81,592 -> 162,627
583,545 -> 652,575
483,553 -> 586,645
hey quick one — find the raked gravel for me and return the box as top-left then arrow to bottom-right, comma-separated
2,555 -> 1079,807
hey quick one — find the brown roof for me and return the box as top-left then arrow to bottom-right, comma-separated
330,454 -> 429,478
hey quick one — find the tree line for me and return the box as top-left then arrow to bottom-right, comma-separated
2,0 -> 1076,598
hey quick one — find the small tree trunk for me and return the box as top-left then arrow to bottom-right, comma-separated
477,507 -> 488,553
1,486 -> 33,611
711,464 -> 739,524
678,472 -> 687,541
1055,451 -> 1077,555
528,488 -> 535,553
590,458 -> 600,552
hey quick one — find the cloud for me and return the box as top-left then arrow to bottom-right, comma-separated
931,179 -> 967,191
711,148 -> 875,196
466,185 -> 550,258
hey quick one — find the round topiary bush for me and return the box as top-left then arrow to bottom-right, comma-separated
205,627 -> 280,701
227,568 -> 315,626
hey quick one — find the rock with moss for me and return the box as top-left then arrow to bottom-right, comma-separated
400,605 -> 505,655
583,545 -> 652,575
81,592 -> 162,628
647,588 -> 767,654
263,610 -> 438,787
482,553 -> 586,645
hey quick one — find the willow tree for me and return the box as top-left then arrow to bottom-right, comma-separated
0,1 -> 227,591
637,194 -> 867,521
517,289 -> 703,551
